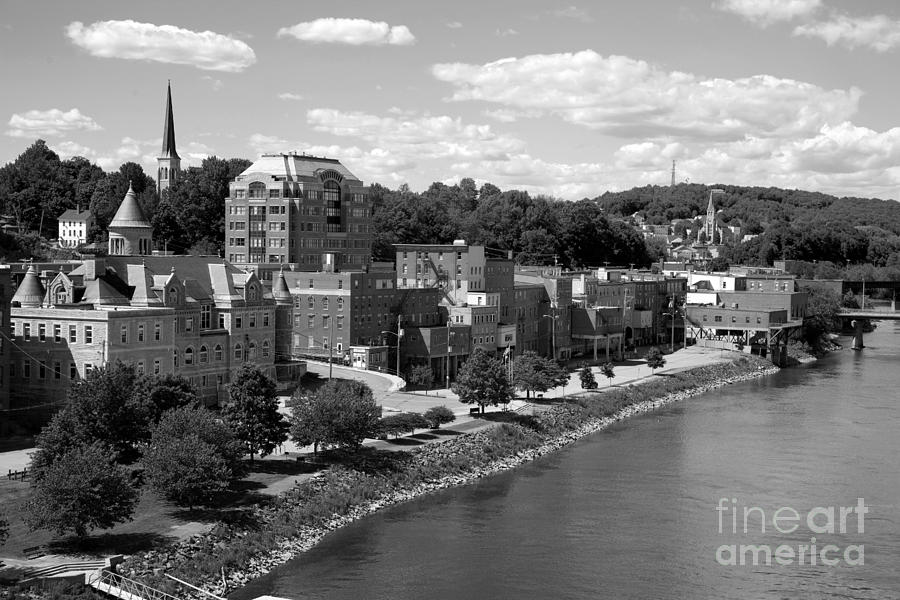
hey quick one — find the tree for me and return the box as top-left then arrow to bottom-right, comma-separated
25,443 -> 138,537
601,362 -> 616,387
134,374 -> 198,426
512,350 -> 570,399
0,513 -> 8,547
579,365 -> 598,390
801,285 -> 842,347
289,380 -> 380,452
407,364 -> 434,393
378,413 -> 430,439
222,365 -> 288,460
143,407 -> 244,508
423,406 -> 456,429
645,347 -> 666,373
453,348 -> 514,413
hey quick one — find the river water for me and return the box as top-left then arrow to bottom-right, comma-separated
234,323 -> 900,600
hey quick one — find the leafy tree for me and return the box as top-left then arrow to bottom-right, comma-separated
289,379 -> 380,452
143,407 -> 244,508
579,365 -> 598,390
222,365 -> 288,460
407,364 -> 434,393
0,513 -> 8,547
25,442 -> 139,537
601,362 -> 616,387
801,285 -> 842,347
134,374 -> 198,426
645,347 -> 666,373
378,413 -> 430,439
423,405 -> 456,429
30,407 -> 93,479
453,348 -> 514,413
512,350 -> 570,399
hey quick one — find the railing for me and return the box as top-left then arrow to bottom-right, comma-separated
87,570 -> 181,600
7,468 -> 29,481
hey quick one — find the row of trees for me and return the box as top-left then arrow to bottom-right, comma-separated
23,362 -> 289,536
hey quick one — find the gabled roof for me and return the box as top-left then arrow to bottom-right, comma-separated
59,209 -> 92,221
109,183 -> 152,229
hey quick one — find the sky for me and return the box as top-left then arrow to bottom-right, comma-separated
1,0 -> 898,201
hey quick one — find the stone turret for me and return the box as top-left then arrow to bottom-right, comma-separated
108,183 -> 153,256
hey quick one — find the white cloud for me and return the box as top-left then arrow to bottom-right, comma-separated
66,20 -> 257,72
51,140 -> 96,159
794,13 -> 900,52
495,28 -> 519,37
432,50 -> 860,141
550,6 -> 593,22
202,76 -> 224,91
6,108 -> 102,138
715,0 -> 821,26
277,93 -> 304,101
306,108 -> 525,161
447,21 -> 463,29
277,18 -> 415,46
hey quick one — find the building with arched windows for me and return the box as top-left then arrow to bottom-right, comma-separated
7,255 -> 303,427
224,153 -> 373,280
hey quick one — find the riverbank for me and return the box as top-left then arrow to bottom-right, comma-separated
115,355 -> 777,599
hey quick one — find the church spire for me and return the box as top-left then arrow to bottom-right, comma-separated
157,81 -> 182,195
161,81 -> 179,160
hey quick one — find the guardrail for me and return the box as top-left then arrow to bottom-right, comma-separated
87,569 -> 181,600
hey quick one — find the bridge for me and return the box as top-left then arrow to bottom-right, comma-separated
839,308 -> 900,320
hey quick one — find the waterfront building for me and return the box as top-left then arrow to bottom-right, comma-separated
224,153 -> 373,281
157,82 -> 181,196
57,208 -> 93,248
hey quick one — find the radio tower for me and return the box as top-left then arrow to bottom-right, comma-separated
670,160 -> 676,187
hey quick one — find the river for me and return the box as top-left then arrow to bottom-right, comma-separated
233,323 -> 900,600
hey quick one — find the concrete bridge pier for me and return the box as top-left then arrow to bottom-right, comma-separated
850,319 -> 865,350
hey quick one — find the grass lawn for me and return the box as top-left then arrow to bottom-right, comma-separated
0,456 -> 317,560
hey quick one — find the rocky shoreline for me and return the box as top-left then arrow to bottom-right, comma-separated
120,358 -> 778,598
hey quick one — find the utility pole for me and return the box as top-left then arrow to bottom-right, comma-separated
669,297 -> 676,353
445,320 -> 451,390
396,314 -> 402,377
328,315 -> 334,379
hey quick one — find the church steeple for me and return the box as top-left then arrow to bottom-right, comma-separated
157,81 -> 181,196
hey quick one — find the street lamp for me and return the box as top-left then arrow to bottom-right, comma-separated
667,297 -> 683,353
542,313 -> 556,361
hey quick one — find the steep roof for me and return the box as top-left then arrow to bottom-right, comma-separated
160,82 -> 179,160
12,266 -> 44,307
109,183 -> 152,229
272,269 -> 292,304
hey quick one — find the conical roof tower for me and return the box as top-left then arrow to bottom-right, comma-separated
109,183 -> 153,255
12,266 -> 45,308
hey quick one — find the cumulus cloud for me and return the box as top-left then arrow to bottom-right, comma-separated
6,108 -> 102,138
277,93 -> 304,101
306,108 -> 525,160
447,21 -> 463,29
794,13 -> 900,52
432,50 -> 860,141
715,0 -> 821,25
277,18 -> 415,46
66,20 -> 257,72
550,6 -> 593,22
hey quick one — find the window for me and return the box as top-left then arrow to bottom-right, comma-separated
214,345 -> 223,361
154,322 -> 161,341
308,296 -> 314,309
236,316 -> 242,329
154,360 -> 160,375
70,363 -> 77,379
23,323 -> 30,341
185,347 -> 194,365
138,323 -> 145,342
136,361 -> 145,375
186,317 -> 194,332
173,349 -> 179,367
308,316 -> 315,329
84,363 -> 93,375
263,312 -> 270,327
234,343 -> 243,360
309,279 -> 314,289
337,298 -> 344,311
337,316 -> 344,330
121,324 -> 128,344
54,361 -> 61,379
262,340 -> 270,357
323,315 -> 330,328
38,324 -> 46,341
85,326 -> 92,344
322,297 -> 329,310
199,345 -> 208,363
249,342 -> 257,360
249,313 -> 256,328
201,305 -> 211,329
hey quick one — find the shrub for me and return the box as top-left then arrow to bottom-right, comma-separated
423,406 -> 456,429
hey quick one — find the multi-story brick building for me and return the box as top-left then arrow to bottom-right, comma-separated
224,153 -> 373,280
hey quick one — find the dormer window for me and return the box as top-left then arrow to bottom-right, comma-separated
168,287 -> 178,304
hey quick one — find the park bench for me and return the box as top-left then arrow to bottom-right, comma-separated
469,407 -> 480,415
23,545 -> 47,560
